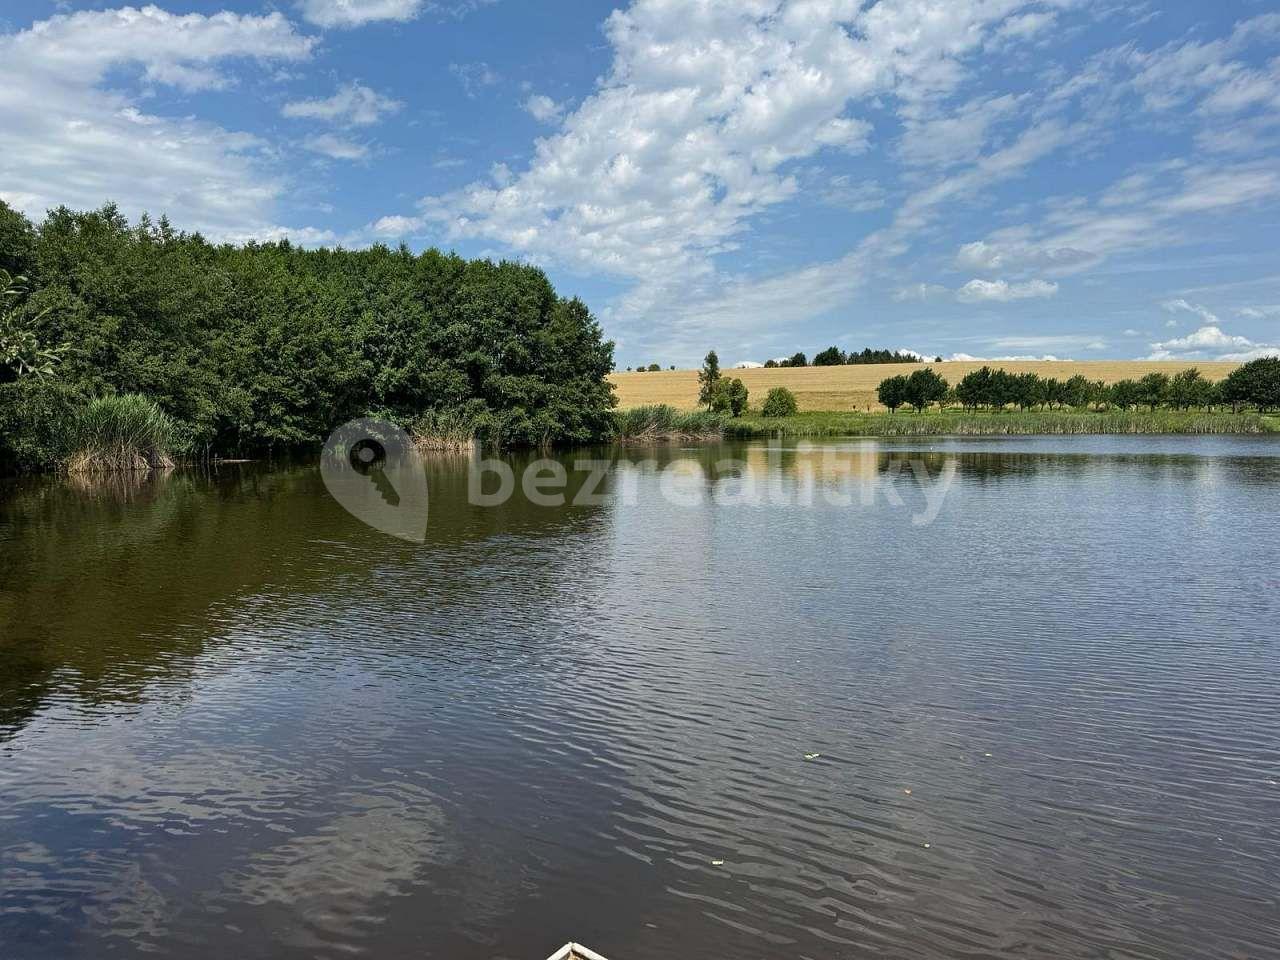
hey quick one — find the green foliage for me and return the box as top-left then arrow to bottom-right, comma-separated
844,348 -> 921,365
1,268 -> 65,382
1221,357 -> 1280,411
697,350 -> 722,407
0,205 -> 616,470
613,404 -> 726,441
68,393 -> 177,473
0,200 -> 36,276
1138,372 -> 1170,410
812,346 -> 845,366
904,368 -> 948,412
760,386 -> 799,418
1109,379 -> 1141,410
647,363 -> 661,371
1168,368 -> 1212,410
704,376 -> 748,416
0,377 -> 85,473
724,377 -> 749,417
786,352 -> 808,368
877,374 -> 909,412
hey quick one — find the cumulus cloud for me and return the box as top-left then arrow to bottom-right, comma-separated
0,6 -> 318,240
957,278 -> 1059,302
522,94 -> 564,124
1147,322 -> 1279,360
283,83 -> 403,126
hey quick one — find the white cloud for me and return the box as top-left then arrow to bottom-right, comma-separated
897,94 -> 1020,169
1238,304 -> 1280,319
1162,298 -> 1219,325
385,0 -> 1075,354
893,282 -> 949,302
957,278 -> 1059,302
523,94 -> 564,124
370,214 -> 427,235
0,6 -> 318,239
817,175 -> 886,213
954,161 -> 1280,279
1146,323 -> 1279,360
283,83 -> 403,126
297,0 -> 424,29
302,133 -> 369,160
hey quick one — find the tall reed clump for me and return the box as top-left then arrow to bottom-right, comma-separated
613,404 -> 726,442
66,394 -> 177,474
410,408 -> 481,453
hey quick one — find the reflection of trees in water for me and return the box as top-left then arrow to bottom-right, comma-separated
0,458 -> 615,741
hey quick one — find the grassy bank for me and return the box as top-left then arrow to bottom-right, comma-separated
723,409 -> 1278,439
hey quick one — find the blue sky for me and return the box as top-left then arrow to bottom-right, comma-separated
2,0 -> 1279,367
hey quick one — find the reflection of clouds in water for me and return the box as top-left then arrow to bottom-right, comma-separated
218,785 -> 452,950
3,842 -> 171,944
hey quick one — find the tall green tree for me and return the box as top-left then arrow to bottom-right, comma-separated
697,350 -> 722,408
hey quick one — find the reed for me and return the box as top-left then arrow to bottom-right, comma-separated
65,394 -> 176,474
410,408 -> 481,453
612,404 -> 727,442
725,410 -> 1277,439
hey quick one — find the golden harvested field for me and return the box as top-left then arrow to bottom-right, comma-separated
610,361 -> 1242,412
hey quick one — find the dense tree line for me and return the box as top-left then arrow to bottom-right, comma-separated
876,363 -> 1280,413
764,347 -> 920,368
0,202 -> 617,472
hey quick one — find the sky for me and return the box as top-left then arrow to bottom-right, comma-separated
2,0 -> 1279,368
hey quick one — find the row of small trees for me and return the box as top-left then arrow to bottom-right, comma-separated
877,361 -> 1280,413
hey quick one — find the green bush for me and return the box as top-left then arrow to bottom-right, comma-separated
0,378 -> 84,473
760,387 -> 798,417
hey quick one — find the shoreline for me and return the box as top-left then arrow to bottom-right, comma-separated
721,410 -> 1279,439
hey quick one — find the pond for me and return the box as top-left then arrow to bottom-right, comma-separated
2,437 -> 1278,959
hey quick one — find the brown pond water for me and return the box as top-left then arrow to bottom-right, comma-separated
2,437 -> 1279,959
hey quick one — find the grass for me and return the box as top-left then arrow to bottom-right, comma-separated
611,360 -> 1243,413
612,404 -> 727,442
409,408 -> 480,453
66,394 -> 176,474
723,409 -> 1278,439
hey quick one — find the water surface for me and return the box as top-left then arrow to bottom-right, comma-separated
2,437 -> 1278,959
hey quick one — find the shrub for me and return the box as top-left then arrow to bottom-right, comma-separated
760,387 -> 799,418
66,394 -> 177,474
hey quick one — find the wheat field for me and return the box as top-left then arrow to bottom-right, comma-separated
610,361 -> 1242,412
